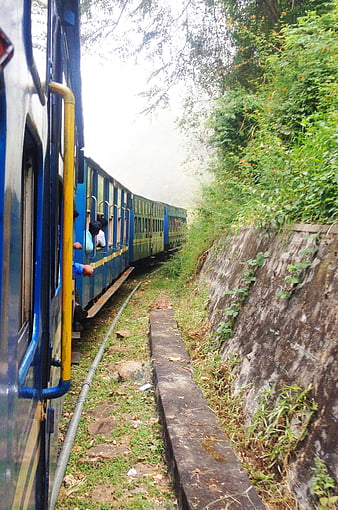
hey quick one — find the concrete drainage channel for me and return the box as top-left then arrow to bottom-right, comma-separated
150,307 -> 266,510
52,282 -> 265,510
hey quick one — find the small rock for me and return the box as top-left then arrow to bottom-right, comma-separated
88,417 -> 115,437
117,361 -> 144,381
63,474 -> 77,487
83,442 -> 129,462
115,330 -> 130,339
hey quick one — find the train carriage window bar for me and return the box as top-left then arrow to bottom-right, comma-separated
108,202 -> 114,248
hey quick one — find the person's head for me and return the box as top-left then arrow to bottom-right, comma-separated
89,220 -> 101,236
97,215 -> 108,229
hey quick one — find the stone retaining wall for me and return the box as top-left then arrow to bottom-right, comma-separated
200,224 -> 337,508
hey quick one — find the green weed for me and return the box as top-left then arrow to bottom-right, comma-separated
312,457 -> 338,510
56,277 -> 178,510
249,385 -> 318,472
215,252 -> 269,345
277,235 -> 318,299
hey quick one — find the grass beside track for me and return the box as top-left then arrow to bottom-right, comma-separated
56,260 -> 299,509
56,267 -> 178,510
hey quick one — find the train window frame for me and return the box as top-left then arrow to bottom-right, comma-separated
97,174 -> 104,214
18,124 -> 40,351
21,154 -> 35,327
107,182 -> 113,247
116,187 -> 122,245
86,165 -> 94,230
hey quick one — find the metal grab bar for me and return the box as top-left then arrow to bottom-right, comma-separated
20,82 -> 75,400
51,81 -> 74,376
41,82 -> 74,399
87,195 -> 97,218
98,199 -> 109,211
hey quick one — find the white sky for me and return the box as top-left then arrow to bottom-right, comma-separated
30,2 -> 205,210
81,56 -> 201,208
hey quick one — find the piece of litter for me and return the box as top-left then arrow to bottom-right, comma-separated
127,468 -> 137,476
139,383 -> 152,391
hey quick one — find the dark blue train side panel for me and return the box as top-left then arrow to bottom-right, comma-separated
74,157 -> 131,311
0,0 -> 83,508
0,2 -> 50,505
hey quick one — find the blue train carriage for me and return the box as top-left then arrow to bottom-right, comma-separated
0,0 -> 83,508
129,194 -> 165,263
74,157 -> 133,319
164,204 -> 187,251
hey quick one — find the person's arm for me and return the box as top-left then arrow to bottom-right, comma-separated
82,264 -> 94,276
72,262 -> 94,277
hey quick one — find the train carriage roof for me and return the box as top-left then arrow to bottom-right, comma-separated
84,156 -> 133,193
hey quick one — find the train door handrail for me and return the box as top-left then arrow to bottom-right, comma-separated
20,82 -> 74,400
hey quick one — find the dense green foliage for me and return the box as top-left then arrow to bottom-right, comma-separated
79,0 -> 337,281
207,5 -> 337,224
175,3 -> 335,279
170,2 -> 337,283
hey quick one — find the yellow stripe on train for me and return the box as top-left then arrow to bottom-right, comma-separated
90,246 -> 129,269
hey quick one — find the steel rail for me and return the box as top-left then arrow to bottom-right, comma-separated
49,281 -> 141,510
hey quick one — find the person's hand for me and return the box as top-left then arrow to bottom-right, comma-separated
82,264 -> 94,277
73,242 -> 82,250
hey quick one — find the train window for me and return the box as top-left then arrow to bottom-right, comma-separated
108,183 -> 114,247
123,208 -> 127,242
117,215 -> 121,245
116,188 -> 121,245
86,166 -> 94,228
20,128 -> 37,332
88,166 -> 93,197
97,174 -> 104,214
